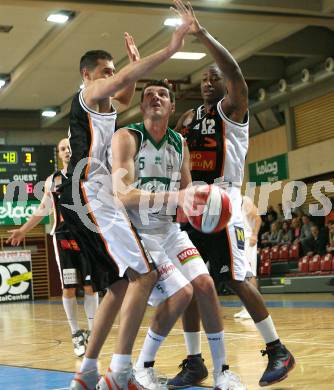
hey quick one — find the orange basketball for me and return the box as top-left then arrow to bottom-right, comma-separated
186,184 -> 232,234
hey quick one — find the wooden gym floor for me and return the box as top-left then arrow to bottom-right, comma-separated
0,293 -> 333,389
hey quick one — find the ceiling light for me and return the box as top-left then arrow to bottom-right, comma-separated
0,74 -> 10,89
41,109 -> 58,118
171,52 -> 206,60
164,18 -> 182,27
47,11 -> 73,24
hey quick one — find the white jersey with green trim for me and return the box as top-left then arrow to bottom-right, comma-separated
125,122 -> 184,231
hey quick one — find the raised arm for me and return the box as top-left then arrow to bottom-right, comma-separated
173,1 -> 248,122
112,33 -> 140,111
84,19 -> 191,106
6,176 -> 53,246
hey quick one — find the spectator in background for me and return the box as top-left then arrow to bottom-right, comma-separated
291,217 -> 302,243
280,221 -> 294,244
325,197 -> 334,225
259,215 -> 271,245
304,224 -> 328,256
261,221 -> 282,247
300,215 -> 312,241
326,221 -> 334,255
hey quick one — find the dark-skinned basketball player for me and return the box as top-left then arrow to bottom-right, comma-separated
168,1 -> 295,388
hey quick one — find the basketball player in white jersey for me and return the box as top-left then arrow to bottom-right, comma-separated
111,80 -> 246,390
234,196 -> 262,319
58,18 -> 196,390
168,1 -> 295,388
7,138 -> 99,358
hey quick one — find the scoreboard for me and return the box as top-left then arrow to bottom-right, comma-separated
0,145 -> 57,200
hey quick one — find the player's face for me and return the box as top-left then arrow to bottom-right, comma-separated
86,59 -> 115,83
58,139 -> 71,164
200,67 -> 226,104
141,86 -> 175,120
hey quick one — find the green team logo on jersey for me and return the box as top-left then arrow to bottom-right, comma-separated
155,156 -> 162,165
139,177 -> 170,192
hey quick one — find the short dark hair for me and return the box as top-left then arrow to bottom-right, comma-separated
79,50 -> 113,74
141,80 -> 175,103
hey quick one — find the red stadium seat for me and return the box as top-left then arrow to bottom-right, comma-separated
270,245 -> 280,262
289,243 -> 300,260
321,254 -> 333,273
298,256 -> 310,274
260,247 -> 270,263
278,244 -> 290,261
309,255 -> 321,273
260,261 -> 271,277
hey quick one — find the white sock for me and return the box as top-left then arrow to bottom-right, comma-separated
80,357 -> 98,372
184,332 -> 201,356
111,354 -> 132,372
207,331 -> 226,373
255,316 -> 279,344
62,296 -> 79,334
84,293 -> 99,330
135,328 -> 165,369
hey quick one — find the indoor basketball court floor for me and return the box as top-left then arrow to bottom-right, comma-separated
1,293 -> 333,389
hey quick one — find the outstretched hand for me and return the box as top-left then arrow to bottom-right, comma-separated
6,229 -> 25,246
167,16 -> 192,54
171,0 -> 202,35
124,32 -> 140,63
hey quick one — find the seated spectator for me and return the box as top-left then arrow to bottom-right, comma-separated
279,221 -> 294,244
261,221 -> 282,247
325,197 -> 334,225
326,220 -> 334,255
258,214 -> 271,243
304,224 -> 328,256
299,214 -> 312,251
291,217 -> 302,243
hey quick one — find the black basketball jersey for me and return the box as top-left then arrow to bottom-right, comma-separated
67,90 -> 117,180
50,170 -> 68,233
181,100 -> 249,186
181,104 -> 225,185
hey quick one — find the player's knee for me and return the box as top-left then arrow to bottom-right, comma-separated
193,274 -> 216,298
227,278 -> 248,295
83,285 -> 95,295
182,283 -> 194,306
62,287 -> 76,298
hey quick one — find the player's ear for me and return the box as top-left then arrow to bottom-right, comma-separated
140,102 -> 145,114
82,67 -> 91,81
171,102 -> 176,113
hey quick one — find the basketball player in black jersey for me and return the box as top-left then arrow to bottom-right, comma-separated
167,1 -> 295,388
7,138 -> 98,358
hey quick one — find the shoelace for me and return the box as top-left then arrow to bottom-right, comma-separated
178,359 -> 189,372
147,367 -> 168,387
73,336 -> 84,345
217,370 -> 243,388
